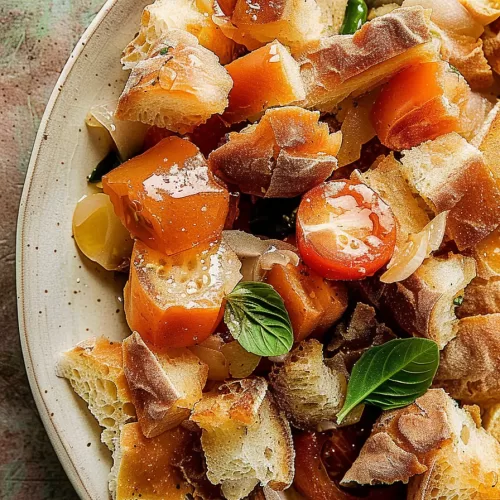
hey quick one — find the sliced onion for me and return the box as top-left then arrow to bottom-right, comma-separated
221,341 -> 261,378
72,193 -> 133,271
86,103 -> 148,160
223,230 -> 299,281
381,211 -> 448,283
189,335 -> 229,381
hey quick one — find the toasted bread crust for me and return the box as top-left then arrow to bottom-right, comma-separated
435,314 -> 500,405
458,277 -> 500,317
298,6 -> 437,111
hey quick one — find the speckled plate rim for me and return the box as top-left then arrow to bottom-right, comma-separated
16,2 -> 118,498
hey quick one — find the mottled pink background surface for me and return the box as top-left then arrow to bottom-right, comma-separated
1,1 -> 105,498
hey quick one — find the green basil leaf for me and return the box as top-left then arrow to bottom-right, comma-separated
224,282 -> 293,357
337,338 -> 439,423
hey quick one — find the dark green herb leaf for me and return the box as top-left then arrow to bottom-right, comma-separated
453,295 -> 464,306
87,151 -> 122,183
337,338 -> 439,423
159,47 -> 169,56
224,282 -> 293,357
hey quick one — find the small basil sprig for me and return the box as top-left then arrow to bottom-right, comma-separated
337,338 -> 439,423
224,282 -> 293,357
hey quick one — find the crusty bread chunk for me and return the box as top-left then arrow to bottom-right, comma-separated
190,378 -> 294,500
56,337 -> 135,451
354,154 -> 430,248
121,0 -> 238,68
298,6 -> 438,112
459,0 -> 500,24
458,277 -> 500,317
269,339 -> 346,430
435,314 -> 500,405
116,30 -> 233,134
109,422 -> 192,500
223,41 -> 306,124
212,0 -> 325,53
483,404 -> 500,442
472,100 -> 500,178
400,132 -> 500,250
342,389 -> 500,499
209,106 -> 341,198
364,254 -> 476,348
122,332 -> 208,438
483,18 -> 500,74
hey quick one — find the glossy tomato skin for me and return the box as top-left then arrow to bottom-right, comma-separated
296,180 -> 396,280
103,136 -> 229,256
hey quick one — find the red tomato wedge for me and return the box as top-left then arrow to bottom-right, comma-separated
296,180 -> 396,280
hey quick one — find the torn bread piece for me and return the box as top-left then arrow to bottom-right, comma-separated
298,6 -> 438,112
483,404 -> 500,442
364,253 -> 476,348
190,378 -> 294,500
269,339 -> 346,430
209,106 -> 341,199
400,132 -> 500,250
458,277 -> 500,317
212,0 -> 325,53
472,100 -> 500,178
459,0 -> 500,25
342,389 -> 500,499
435,314 -> 500,405
122,332 -> 208,438
116,30 -> 233,134
483,18 -> 500,74
354,154 -> 430,248
109,422 -> 193,500
56,337 -> 135,451
121,0 -> 238,68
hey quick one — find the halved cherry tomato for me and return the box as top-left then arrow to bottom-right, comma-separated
125,239 -> 241,349
296,180 -> 396,280
372,61 -> 470,150
265,262 -> 348,342
103,137 -> 229,255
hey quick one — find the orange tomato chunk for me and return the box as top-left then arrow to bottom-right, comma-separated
372,61 -> 470,150
103,136 -> 229,255
265,262 -> 348,342
124,239 -> 241,349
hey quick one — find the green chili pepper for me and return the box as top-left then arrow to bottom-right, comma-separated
87,150 -> 122,183
340,0 -> 368,35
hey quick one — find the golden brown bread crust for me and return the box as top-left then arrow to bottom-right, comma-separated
361,254 -> 476,348
435,314 -> 500,405
483,19 -> 500,75
116,30 -> 233,134
401,133 -> 500,250
122,332 -> 208,438
209,106 -> 341,198
342,390 -> 453,485
458,277 -> 500,317
459,0 -> 500,25
111,422 -> 193,500
298,6 -> 438,111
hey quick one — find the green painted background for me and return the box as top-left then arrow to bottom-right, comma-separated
1,1 -> 106,498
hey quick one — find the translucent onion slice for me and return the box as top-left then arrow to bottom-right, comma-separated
381,211 -> 448,283
223,230 -> 299,281
189,335 -> 229,381
221,341 -> 261,378
72,193 -> 133,271
86,103 -> 148,160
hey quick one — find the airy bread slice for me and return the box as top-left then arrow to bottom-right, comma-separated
122,332 -> 208,438
435,314 -> 500,405
116,30 -> 233,134
56,337 -> 135,451
400,132 -> 500,250
298,6 -> 438,111
121,0 -> 238,68
269,339 -> 346,430
190,378 -> 294,500
354,154 -> 430,248
342,389 -> 500,500
366,253 -> 476,348
109,422 -> 193,500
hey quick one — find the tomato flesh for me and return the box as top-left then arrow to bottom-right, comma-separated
296,180 -> 396,280
103,136 -> 229,255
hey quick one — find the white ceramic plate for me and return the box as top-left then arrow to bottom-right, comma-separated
16,1 -> 150,498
